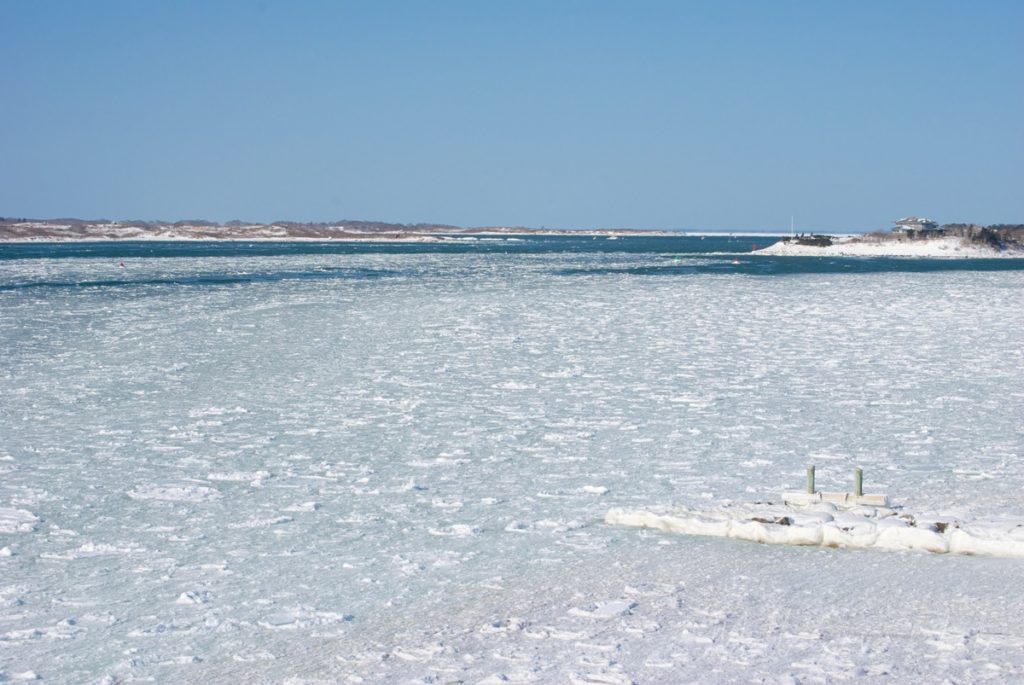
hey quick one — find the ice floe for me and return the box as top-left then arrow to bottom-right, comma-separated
0,508 -> 38,534
126,485 -> 222,502
206,470 -> 271,486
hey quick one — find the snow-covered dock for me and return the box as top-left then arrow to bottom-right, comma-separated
606,502 -> 1024,557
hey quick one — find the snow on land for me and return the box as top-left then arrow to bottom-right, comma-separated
756,234 -> 1024,258
0,221 -> 444,242
606,502 -> 1024,557
1,249 -> 1024,682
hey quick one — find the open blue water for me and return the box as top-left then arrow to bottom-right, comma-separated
2,234 -> 749,260
2,236 -> 1023,293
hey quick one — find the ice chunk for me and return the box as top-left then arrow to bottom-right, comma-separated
569,600 -> 637,619
127,486 -> 221,502
0,508 -> 38,534
283,502 -> 321,513
175,591 -> 210,605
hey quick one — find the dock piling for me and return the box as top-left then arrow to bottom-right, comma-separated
784,465 -> 887,507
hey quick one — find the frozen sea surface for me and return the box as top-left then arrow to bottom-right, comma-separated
1,239 -> 1023,683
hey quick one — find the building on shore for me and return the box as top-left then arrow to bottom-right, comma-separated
893,216 -> 939,233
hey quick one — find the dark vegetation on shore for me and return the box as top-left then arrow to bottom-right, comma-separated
868,224 -> 1024,250
791,234 -> 836,247
784,224 -> 1024,251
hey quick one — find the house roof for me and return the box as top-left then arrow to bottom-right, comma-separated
894,216 -> 937,226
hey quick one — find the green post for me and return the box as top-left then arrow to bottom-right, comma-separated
806,465 -> 815,494
854,467 -> 863,497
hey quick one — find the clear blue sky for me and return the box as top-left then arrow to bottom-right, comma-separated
2,1 -> 1021,231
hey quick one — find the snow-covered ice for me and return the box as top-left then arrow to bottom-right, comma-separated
1,243 -> 1023,682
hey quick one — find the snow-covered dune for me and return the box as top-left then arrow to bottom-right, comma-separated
755,235 -> 1024,258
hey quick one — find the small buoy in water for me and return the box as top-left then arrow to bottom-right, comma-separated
731,259 -> 741,265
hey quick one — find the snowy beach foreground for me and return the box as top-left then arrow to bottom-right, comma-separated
755,234 -> 1024,258
2,239 -> 1023,683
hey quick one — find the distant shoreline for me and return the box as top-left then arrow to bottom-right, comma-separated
0,233 -> 782,244
0,218 -> 789,243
